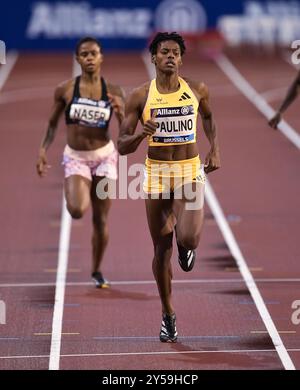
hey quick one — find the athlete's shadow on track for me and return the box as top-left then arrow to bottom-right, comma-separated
85,288 -> 158,301
166,338 -> 282,369
203,254 -> 237,271
22,286 -> 56,307
210,287 -> 251,296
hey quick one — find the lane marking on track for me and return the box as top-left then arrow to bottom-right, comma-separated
0,278 -> 300,288
48,56 -> 80,370
50,219 -> 83,227
142,52 -> 296,370
2,348 -> 300,360
251,331 -> 296,334
57,349 -> 279,357
0,349 -> 279,360
215,54 -> 300,149
225,267 -> 263,272
239,301 -> 280,305
205,181 -> 296,370
48,197 -> 72,371
36,333 -> 80,336
93,335 -> 241,340
44,268 -> 81,273
0,51 -> 18,91
49,57 -> 81,370
0,337 -> 20,340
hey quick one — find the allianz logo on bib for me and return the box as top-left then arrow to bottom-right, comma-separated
76,97 -> 107,108
152,105 -> 194,118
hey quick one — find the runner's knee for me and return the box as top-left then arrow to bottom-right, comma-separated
67,205 -> 85,219
177,234 -> 199,250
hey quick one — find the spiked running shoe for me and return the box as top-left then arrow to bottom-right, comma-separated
91,272 -> 110,288
160,313 -> 178,343
174,225 -> 196,272
177,244 -> 196,272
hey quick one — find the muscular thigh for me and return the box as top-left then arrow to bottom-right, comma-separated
90,176 -> 112,216
145,197 -> 175,244
173,182 -> 205,238
64,175 -> 91,211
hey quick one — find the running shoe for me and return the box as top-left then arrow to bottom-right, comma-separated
160,313 -> 178,343
174,225 -> 196,272
177,244 -> 196,272
91,272 -> 110,288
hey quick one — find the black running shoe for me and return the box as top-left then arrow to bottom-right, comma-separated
91,272 -> 110,288
174,225 -> 196,272
177,245 -> 196,272
160,313 -> 178,343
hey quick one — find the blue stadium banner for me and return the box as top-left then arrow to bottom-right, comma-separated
0,0 -> 299,51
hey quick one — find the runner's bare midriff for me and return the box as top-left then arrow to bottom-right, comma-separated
148,142 -> 198,161
66,124 -> 110,150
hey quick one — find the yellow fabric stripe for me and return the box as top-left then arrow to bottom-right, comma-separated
145,155 -> 201,178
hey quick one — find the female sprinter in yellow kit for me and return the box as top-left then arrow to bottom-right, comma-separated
118,32 -> 220,342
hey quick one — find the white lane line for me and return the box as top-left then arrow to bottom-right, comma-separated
3,348 -> 300,361
0,278 -> 300,288
48,56 -> 80,371
215,53 -> 300,149
142,51 -> 296,370
205,181 -> 295,370
0,51 -> 18,91
0,349 -> 278,360
48,197 -> 72,370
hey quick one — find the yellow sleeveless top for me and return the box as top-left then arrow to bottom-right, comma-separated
142,77 -> 199,147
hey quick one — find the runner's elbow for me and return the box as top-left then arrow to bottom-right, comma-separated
117,139 -> 128,155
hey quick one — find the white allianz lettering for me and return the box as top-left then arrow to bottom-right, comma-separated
26,3 -> 151,38
157,108 -> 180,116
77,97 -> 98,106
